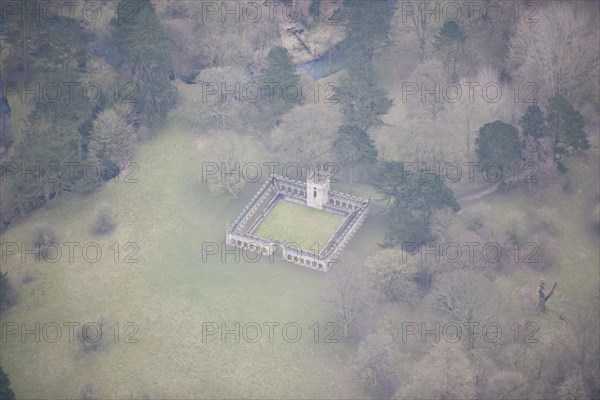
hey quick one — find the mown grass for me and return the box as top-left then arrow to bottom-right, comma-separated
252,200 -> 344,252
0,106 -> 373,398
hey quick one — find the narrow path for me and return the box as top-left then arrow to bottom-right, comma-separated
456,127 -> 600,209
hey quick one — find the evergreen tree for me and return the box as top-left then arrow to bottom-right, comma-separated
520,104 -> 547,139
0,272 -> 17,311
261,46 -> 300,121
475,121 -> 522,182
35,15 -> 93,77
343,0 -> 394,60
373,160 -> 405,208
520,105 -> 548,189
333,124 -> 378,187
546,95 -> 590,172
432,21 -> 467,80
334,55 -> 393,130
0,84 -> 11,154
110,0 -> 177,126
384,171 -> 460,246
1,4 -> 92,80
9,82 -> 95,214
0,366 -> 16,400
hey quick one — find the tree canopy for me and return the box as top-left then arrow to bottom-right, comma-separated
382,170 -> 460,246
475,121 -> 522,181
334,55 -> 393,131
546,95 -> 589,172
333,124 -> 378,185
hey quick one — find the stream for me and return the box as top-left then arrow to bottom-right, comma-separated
295,40 -> 357,80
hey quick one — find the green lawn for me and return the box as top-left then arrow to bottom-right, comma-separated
252,200 -> 345,253
0,88 -> 377,399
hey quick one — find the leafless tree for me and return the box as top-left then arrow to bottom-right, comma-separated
508,2 -> 600,103
396,341 -> 477,399
427,270 -> 499,350
270,104 -> 340,172
326,259 -> 373,340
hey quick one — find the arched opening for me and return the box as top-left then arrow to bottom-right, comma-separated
313,187 -> 317,198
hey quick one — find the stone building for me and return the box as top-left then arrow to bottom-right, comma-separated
226,171 -> 370,272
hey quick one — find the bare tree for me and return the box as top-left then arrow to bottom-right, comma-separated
270,104 -> 341,172
356,334 -> 395,397
397,0 -> 436,63
555,289 -> 600,397
429,207 -> 457,243
326,259 -> 372,340
537,279 -> 557,312
508,2 -> 600,103
427,270 -> 499,350
88,106 -> 136,168
397,341 -> 477,400
406,59 -> 446,121
189,66 -> 257,132
365,249 -> 423,305
482,370 -> 529,400
558,374 -> 590,400
204,135 -> 248,200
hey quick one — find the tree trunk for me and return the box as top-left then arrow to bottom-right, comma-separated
23,33 -> 29,81
44,183 -> 50,210
538,280 -> 558,311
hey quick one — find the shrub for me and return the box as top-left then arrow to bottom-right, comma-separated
31,223 -> 59,260
90,203 -> 116,236
77,316 -> 110,353
21,270 -> 34,284
32,223 -> 57,249
79,383 -> 100,400
0,272 -> 18,311
527,231 -> 559,272
466,214 -> 484,232
531,206 -> 559,236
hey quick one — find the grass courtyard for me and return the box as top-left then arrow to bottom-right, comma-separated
252,200 -> 345,253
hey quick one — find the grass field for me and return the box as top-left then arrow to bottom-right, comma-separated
0,93 -> 380,398
1,79 -> 598,399
252,200 -> 345,252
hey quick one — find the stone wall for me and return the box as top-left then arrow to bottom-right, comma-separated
226,174 -> 370,272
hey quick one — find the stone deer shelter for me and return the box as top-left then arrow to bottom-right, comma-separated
226,169 -> 370,272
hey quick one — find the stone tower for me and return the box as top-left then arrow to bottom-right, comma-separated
306,167 -> 330,209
